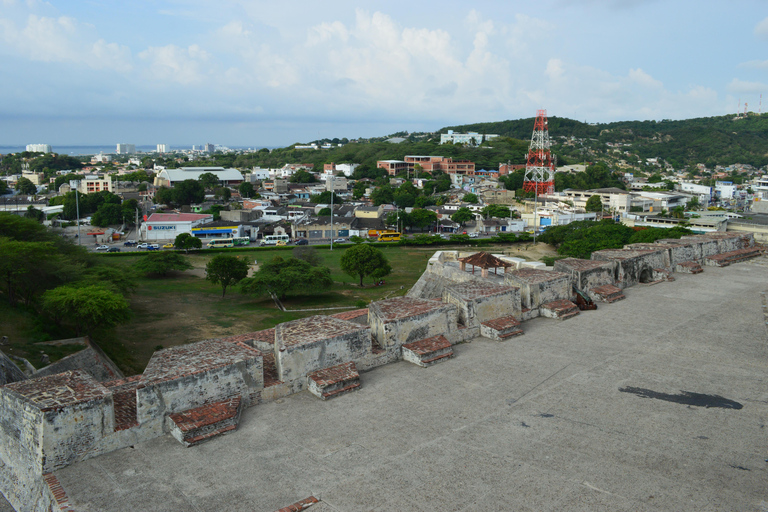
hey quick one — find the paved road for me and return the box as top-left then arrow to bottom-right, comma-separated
54,259 -> 768,511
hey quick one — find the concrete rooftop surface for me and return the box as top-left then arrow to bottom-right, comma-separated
52,260 -> 768,512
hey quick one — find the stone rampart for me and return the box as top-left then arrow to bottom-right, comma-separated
505,269 -> 571,312
369,297 -> 458,349
590,248 -> 668,288
275,316 -> 370,383
443,282 -> 521,327
553,258 -> 615,293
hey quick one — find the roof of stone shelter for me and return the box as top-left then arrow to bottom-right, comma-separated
444,281 -> 517,300
369,297 -> 453,322
331,308 -> 369,322
554,258 -> 612,271
591,248 -> 661,260
458,251 -> 513,269
220,329 -> 276,346
2,370 -> 109,411
276,316 -> 369,348
507,268 -> 570,284
140,339 -> 262,386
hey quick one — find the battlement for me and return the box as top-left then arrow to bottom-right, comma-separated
0,231 -> 763,512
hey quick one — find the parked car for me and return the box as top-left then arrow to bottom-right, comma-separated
469,232 -> 479,238
123,240 -> 137,246
333,238 -> 346,243
107,247 -> 121,253
295,238 -> 309,246
137,243 -> 149,249
148,244 -> 160,250
275,240 -> 287,246
96,245 -> 109,251
162,243 -> 175,249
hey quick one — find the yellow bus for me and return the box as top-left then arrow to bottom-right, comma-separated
378,231 -> 401,242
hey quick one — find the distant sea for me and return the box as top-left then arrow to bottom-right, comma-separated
0,145 -> 267,156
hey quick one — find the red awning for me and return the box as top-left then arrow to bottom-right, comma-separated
86,232 -> 105,235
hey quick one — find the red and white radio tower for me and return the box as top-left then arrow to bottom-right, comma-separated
523,109 -> 555,195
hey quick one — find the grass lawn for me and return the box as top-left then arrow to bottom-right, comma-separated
4,242 -> 556,376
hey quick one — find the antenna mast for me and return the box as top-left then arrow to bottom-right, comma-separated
523,109 -> 555,195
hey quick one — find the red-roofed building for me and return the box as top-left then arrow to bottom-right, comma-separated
140,212 -> 213,241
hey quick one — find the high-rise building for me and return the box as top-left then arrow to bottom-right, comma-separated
204,143 -> 215,153
157,144 -> 169,154
25,144 -> 52,153
116,143 -> 136,154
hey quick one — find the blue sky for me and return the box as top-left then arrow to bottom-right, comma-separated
1,0 -> 767,147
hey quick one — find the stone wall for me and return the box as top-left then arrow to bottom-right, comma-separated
505,269 -> 571,311
590,249 -> 668,288
275,316 -> 370,383
553,258 -> 615,292
442,282 -> 521,327
369,297 -> 458,349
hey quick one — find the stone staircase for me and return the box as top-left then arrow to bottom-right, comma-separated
676,261 -> 703,274
480,315 -> 524,340
167,396 -> 244,447
402,335 -> 454,367
540,300 -> 580,320
704,247 -> 763,267
307,362 -> 361,400
590,284 -> 625,303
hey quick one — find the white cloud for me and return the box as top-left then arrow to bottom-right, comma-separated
628,68 -> 662,88
739,59 -> 768,69
0,13 -> 132,71
546,58 -> 565,80
727,78 -> 766,94
138,44 -> 207,85
754,16 -> 768,39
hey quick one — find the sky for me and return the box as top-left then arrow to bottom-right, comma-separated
1,0 -> 767,147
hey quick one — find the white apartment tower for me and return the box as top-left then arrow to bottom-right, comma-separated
25,144 -> 52,153
157,144 -> 169,154
116,143 -> 136,154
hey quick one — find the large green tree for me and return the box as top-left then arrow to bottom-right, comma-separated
585,195 -> 604,212
91,203 -> 123,226
133,252 -> 193,277
172,179 -> 205,206
240,257 -> 332,300
238,181 -> 255,198
198,172 -> 220,189
290,170 -> 317,183
339,244 -> 392,286
480,204 -> 512,218
15,177 -> 37,195
451,207 -> 474,226
41,284 -> 130,336
174,232 -> 203,252
205,254 -> 250,297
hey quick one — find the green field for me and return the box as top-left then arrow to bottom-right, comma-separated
4,243 -> 555,376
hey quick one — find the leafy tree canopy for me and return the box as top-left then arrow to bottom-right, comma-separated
205,254 -> 250,297
585,195 -> 603,212
41,284 -> 130,337
133,252 -> 193,277
240,256 -> 333,300
289,170 -> 318,183
339,244 -> 392,286
451,207 -> 474,225
174,232 -> 202,252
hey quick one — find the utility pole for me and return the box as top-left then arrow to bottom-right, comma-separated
330,174 -> 334,250
75,181 -> 81,245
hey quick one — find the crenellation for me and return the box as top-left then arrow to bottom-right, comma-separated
1,231 -> 764,512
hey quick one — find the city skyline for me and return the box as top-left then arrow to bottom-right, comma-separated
1,0 -> 766,147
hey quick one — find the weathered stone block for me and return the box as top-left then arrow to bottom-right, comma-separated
505,268 -> 571,310
275,316 -> 370,383
136,339 -> 263,424
402,335 -> 453,367
554,258 -> 615,293
306,362 -> 361,400
590,248 -> 668,288
442,281 -> 521,327
368,297 -> 458,349
480,315 -> 524,340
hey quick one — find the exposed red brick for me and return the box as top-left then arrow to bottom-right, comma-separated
44,473 -> 75,511
307,362 -> 358,387
481,315 -> 521,331
370,297 -> 451,322
331,308 -> 369,321
555,258 -> 610,271
445,281 -> 517,300
139,339 -> 262,387
402,335 -> 451,355
262,353 -> 282,388
168,397 -> 241,433
220,328 -> 276,346
4,370 -> 109,412
274,496 -> 320,512
277,316 -> 369,348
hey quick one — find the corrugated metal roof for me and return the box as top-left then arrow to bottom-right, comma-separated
158,168 -> 243,182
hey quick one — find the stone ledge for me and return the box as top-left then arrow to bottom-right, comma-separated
402,335 -> 453,367
481,315 -> 524,340
274,496 -> 320,512
307,362 -> 361,400
167,396 -> 243,447
541,300 -> 580,320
